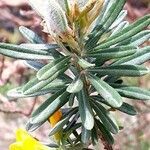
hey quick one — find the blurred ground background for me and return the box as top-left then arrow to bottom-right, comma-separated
0,0 -> 150,150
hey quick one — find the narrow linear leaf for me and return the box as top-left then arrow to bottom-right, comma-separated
88,74 -> 122,108
49,108 -> 78,137
9,78 -> 69,98
31,89 -> 65,118
112,46 -> 150,65
77,89 -> 94,130
19,26 -> 43,43
0,48 -> 52,60
21,43 -> 59,51
95,119 -> 114,145
64,123 -> 82,139
49,116 -> 69,136
64,112 -> 79,132
43,78 -> 69,90
111,83 -> 150,100
30,91 -> 70,124
91,125 -> 98,145
86,0 -> 126,49
110,21 -> 129,37
109,10 -> 127,29
0,43 -> 50,55
95,0 -> 112,25
37,56 -> 70,80
96,15 -> 150,49
117,103 -> 137,116
85,46 -> 136,60
69,93 -> 76,107
90,0 -> 119,38
7,87 -> 52,98
88,65 -> 149,77
77,58 -> 95,69
92,101 -> 118,134
118,30 -> 150,47
81,127 -> 91,144
26,120 -> 45,132
92,45 -> 135,53
91,96 -> 137,116
67,78 -> 83,93
24,60 -> 44,71
23,66 -> 69,95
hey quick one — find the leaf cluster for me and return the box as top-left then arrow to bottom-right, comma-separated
0,0 -> 150,149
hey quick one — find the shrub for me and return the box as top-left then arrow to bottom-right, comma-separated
0,0 -> 150,149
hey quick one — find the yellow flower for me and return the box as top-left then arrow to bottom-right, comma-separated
9,129 -> 49,150
48,110 -> 62,142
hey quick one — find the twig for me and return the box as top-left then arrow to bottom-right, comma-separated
100,135 -> 113,150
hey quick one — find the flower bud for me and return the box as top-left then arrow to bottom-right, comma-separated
28,0 -> 49,18
45,0 -> 70,35
28,0 -> 71,36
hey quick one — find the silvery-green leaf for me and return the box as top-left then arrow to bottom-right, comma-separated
49,108 -> 78,136
95,0 -> 111,24
111,83 -> 150,100
86,46 -> 136,60
118,30 -> 150,47
95,119 -> 114,145
92,101 -> 118,134
43,78 -> 69,90
30,91 -> 70,124
10,78 -> 68,98
67,78 -> 83,93
88,65 -> 149,77
49,117 -> 69,136
81,127 -> 91,144
110,21 -> 129,37
117,103 -> 137,116
0,48 -> 52,60
86,0 -> 126,49
24,60 -> 44,71
19,26 -> 43,43
0,43 -> 50,55
7,87 -> 58,98
28,0 -> 70,36
23,66 -> 69,95
97,14 -> 150,49
112,46 -> 150,65
77,89 -> 94,130
88,74 -> 122,108
37,56 -> 70,80
77,58 -> 95,69
26,120 -> 45,132
91,96 -> 137,116
20,43 -> 59,51
109,10 -> 127,29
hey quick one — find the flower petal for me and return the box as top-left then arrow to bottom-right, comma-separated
9,142 -> 24,150
16,128 -> 36,142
